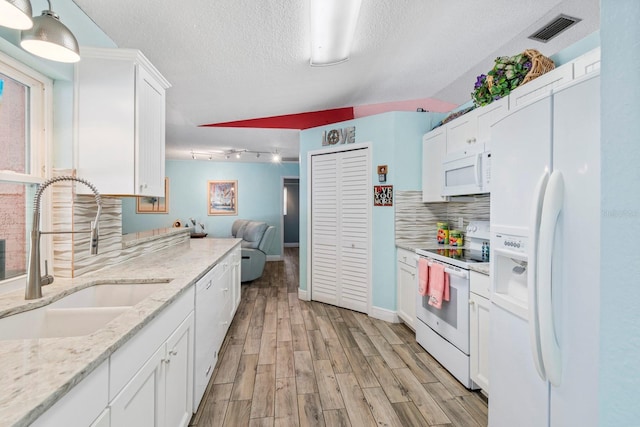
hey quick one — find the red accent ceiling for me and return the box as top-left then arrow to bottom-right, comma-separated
200,107 -> 354,130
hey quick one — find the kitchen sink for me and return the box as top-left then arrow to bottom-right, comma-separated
0,281 -> 168,340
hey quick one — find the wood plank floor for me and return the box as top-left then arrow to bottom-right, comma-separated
190,247 -> 488,427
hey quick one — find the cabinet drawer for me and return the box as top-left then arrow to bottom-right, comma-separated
470,270 -> 490,299
397,248 -> 416,267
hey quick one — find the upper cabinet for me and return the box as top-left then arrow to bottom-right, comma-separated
75,47 -> 171,197
422,126 -> 447,203
446,97 -> 509,154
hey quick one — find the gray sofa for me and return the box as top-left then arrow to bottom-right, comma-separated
231,219 -> 275,282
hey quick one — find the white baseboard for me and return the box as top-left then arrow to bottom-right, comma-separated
266,255 -> 282,262
284,243 -> 299,248
298,288 -> 310,301
369,306 -> 401,323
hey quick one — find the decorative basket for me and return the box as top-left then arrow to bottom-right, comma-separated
520,49 -> 555,84
472,49 -> 555,107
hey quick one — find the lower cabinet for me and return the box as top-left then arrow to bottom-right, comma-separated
111,313 -> 194,427
396,248 -> 416,330
193,244 -> 242,412
469,271 -> 490,393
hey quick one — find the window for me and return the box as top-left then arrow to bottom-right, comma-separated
0,52 -> 52,291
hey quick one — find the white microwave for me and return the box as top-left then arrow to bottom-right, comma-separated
442,148 -> 491,196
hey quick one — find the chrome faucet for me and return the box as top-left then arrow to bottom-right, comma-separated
25,176 -> 102,300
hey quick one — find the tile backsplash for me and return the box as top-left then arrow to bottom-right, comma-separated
395,191 -> 490,247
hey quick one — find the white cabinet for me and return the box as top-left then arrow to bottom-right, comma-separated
230,245 -> 242,316
31,361 -> 109,427
422,127 -> 448,203
75,47 -> 171,197
572,47 -> 601,78
469,271 -> 490,393
110,312 -> 194,427
193,245 -> 242,412
446,97 -> 508,154
508,61 -> 573,109
164,314 -> 194,427
90,409 -> 110,427
396,248 -> 416,330
110,342 -> 165,427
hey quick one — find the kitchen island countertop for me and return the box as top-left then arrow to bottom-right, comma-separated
0,237 -> 241,427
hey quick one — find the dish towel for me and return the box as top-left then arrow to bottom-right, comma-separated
418,258 -> 430,296
427,263 -> 450,309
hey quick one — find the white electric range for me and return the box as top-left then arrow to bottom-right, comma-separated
414,220 -> 490,389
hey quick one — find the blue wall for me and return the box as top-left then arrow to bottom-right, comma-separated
122,160 -> 299,257
299,111 -> 436,310
600,1 -> 640,424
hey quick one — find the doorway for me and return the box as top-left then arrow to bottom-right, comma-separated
282,177 -> 300,253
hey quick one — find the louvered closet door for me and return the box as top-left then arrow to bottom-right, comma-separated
311,148 -> 369,313
311,154 -> 339,305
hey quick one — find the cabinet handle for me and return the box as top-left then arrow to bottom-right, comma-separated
206,280 -> 212,290
222,288 -> 229,292
162,358 -> 171,364
169,350 -> 178,356
469,300 -> 475,307
205,365 -> 212,376
221,321 -> 229,326
467,137 -> 477,144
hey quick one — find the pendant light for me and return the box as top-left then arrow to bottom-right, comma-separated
20,0 -> 80,63
0,0 -> 33,30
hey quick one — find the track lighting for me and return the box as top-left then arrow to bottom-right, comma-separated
20,0 -> 80,63
190,149 -> 281,161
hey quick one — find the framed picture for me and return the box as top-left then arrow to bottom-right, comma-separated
373,185 -> 393,206
136,177 -> 169,213
208,180 -> 238,215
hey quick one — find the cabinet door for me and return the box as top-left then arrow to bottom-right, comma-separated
397,259 -> 416,330
470,293 -> 490,393
572,47 -> 600,78
446,113 -> 477,153
231,247 -> 242,315
476,97 -> 508,145
110,344 -> 165,427
422,128 -> 448,202
509,62 -> 573,108
136,64 -> 166,197
165,314 -> 194,427
89,409 -> 110,427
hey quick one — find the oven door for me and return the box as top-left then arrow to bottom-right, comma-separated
416,257 -> 470,354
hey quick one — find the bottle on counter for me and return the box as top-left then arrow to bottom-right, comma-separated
437,222 -> 449,244
449,230 -> 464,246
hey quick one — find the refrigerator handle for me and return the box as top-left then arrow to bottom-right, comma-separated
537,170 -> 564,387
528,170 -> 549,381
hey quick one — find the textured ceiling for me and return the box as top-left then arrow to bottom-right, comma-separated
72,0 -> 599,162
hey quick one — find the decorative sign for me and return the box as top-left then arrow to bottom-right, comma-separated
377,165 -> 388,183
373,185 -> 393,206
321,126 -> 356,146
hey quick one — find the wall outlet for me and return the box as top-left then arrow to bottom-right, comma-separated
457,217 -> 464,229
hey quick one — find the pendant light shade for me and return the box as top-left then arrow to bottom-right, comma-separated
0,0 -> 33,30
21,7 -> 80,63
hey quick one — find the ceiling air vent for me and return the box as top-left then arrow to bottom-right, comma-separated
528,14 -> 581,43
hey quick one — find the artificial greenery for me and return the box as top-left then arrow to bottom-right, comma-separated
472,53 -> 532,107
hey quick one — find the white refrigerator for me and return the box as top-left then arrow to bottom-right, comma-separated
489,71 -> 600,427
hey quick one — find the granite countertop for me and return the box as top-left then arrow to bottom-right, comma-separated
469,263 -> 490,276
121,226 -> 190,249
0,238 -> 241,427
